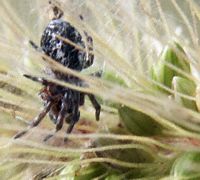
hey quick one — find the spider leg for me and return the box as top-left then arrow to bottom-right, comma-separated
83,31 -> 94,69
79,75 -> 101,121
63,120 -> 77,142
90,70 -> 103,78
79,15 -> 93,69
87,94 -> 101,121
29,40 -> 43,52
23,74 -> 50,86
13,101 -> 53,139
43,92 -> 69,142
64,91 -> 80,142
79,93 -> 85,106
79,15 -> 94,68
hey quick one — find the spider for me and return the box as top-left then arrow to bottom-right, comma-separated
14,1 -> 101,142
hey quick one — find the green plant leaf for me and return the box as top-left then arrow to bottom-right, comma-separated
103,71 -> 127,86
172,76 -> 197,111
171,152 -> 200,180
59,163 -> 106,180
105,174 -> 121,180
151,42 -> 191,93
118,105 -> 163,136
93,138 -> 155,170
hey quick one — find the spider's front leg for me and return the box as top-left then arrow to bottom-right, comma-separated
23,74 -> 50,86
13,101 -> 53,139
14,74 -> 61,139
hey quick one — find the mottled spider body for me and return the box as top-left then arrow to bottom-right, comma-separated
41,19 -> 86,71
14,3 -> 100,142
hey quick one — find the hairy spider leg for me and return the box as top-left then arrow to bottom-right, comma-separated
83,31 -> 94,68
77,92 -> 100,121
79,93 -> 85,106
13,101 -> 53,139
90,70 -> 103,78
87,94 -> 101,121
49,0 -> 64,20
29,40 -> 43,52
79,15 -> 94,69
64,90 -> 80,142
23,74 -> 50,86
83,31 -> 94,69
43,91 -> 70,142
79,71 -> 101,121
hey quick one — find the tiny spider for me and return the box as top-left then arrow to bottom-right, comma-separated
14,1 -> 101,142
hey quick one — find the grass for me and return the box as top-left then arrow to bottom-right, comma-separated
1,0 -> 200,179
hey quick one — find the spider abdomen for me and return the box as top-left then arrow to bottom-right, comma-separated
41,19 -> 85,70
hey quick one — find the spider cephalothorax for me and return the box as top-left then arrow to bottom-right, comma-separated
14,2 -> 100,142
